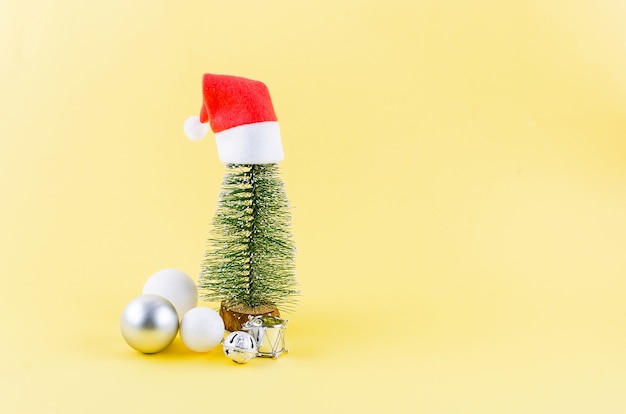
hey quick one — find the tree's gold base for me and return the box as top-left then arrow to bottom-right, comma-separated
219,302 -> 280,332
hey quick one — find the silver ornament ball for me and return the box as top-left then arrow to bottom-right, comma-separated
120,294 -> 179,354
223,331 -> 257,364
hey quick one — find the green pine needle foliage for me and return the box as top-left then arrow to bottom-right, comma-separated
199,164 -> 298,311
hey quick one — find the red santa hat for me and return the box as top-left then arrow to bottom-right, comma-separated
183,74 -> 284,164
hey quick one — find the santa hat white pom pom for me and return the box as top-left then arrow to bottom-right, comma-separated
183,116 -> 209,141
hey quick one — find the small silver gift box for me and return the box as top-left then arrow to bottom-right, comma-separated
242,315 -> 288,358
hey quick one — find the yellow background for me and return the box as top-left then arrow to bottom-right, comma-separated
1,0 -> 625,412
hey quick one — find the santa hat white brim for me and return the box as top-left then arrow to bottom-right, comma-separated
215,121 -> 284,164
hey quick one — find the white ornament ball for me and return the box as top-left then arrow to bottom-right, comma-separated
120,294 -> 179,354
183,115 -> 209,141
180,307 -> 225,352
142,268 -> 198,321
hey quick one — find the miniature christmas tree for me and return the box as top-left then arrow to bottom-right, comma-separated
184,74 -> 298,331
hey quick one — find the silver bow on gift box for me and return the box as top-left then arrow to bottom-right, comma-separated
242,315 -> 288,358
